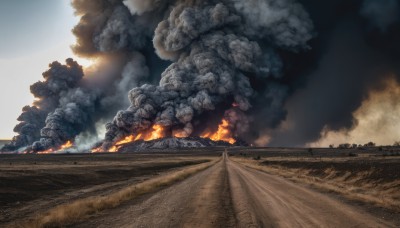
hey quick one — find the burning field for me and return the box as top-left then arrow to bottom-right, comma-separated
2,0 -> 400,227
3,0 -> 400,153
4,0 -> 306,154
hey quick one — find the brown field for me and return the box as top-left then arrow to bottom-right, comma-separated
230,147 -> 400,219
1,147 -> 399,227
0,151 -> 221,227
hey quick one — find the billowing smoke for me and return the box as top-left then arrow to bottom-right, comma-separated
4,0 -> 400,152
101,0 -> 314,149
2,59 -> 83,151
2,0 -> 168,152
267,0 -> 400,147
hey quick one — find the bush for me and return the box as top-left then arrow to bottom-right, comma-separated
348,152 -> 358,157
253,155 -> 261,160
364,142 -> 376,147
338,143 -> 351,149
308,148 -> 314,156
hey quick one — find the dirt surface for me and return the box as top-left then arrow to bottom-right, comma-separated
261,159 -> 400,183
77,153 -> 236,228
228,158 -> 394,227
0,153 -> 215,226
75,153 -> 396,227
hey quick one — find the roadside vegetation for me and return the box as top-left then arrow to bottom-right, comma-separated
232,155 -> 400,213
12,158 -> 219,228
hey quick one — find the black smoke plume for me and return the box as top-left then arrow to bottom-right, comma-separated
268,0 -> 400,146
3,0 -> 400,152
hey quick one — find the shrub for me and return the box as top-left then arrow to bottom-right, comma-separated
308,148 -> 314,156
348,152 -> 358,157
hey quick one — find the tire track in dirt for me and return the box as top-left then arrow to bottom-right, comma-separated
77,154 -> 235,227
228,157 -> 394,227
76,153 -> 396,227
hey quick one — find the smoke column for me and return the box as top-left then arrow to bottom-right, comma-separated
101,0 -> 314,149
268,0 -> 400,146
3,0 -> 400,152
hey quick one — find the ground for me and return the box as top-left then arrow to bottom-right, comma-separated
0,147 -> 399,227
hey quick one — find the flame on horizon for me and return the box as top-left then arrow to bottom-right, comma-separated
37,141 -> 73,154
92,125 -> 166,153
92,118 -> 236,153
201,119 -> 236,144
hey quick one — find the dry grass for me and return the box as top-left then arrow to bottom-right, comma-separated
13,158 -> 219,228
232,157 -> 400,212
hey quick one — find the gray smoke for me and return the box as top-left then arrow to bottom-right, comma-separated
3,0 -> 316,152
101,0 -> 314,149
232,0 -> 314,48
2,0 -> 168,152
30,88 -> 98,152
123,0 -> 168,15
2,59 -> 84,152
266,0 -> 400,147
360,0 -> 400,31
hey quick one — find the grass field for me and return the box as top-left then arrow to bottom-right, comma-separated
2,146 -> 399,227
0,151 -> 221,227
230,147 -> 400,213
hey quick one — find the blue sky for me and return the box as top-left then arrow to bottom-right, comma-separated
0,0 -> 81,139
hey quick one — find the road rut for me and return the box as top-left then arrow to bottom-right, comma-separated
78,153 -> 395,227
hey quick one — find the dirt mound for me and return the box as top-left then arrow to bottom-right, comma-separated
118,137 -> 245,153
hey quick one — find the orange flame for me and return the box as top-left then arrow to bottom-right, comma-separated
37,148 -> 54,154
60,141 -> 73,150
91,147 -> 103,153
173,131 -> 187,138
96,125 -> 166,153
201,119 -> 236,144
147,125 -> 164,141
38,141 -> 73,154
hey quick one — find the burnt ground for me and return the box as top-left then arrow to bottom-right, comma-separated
228,146 -> 400,183
261,159 -> 400,183
0,151 -> 219,225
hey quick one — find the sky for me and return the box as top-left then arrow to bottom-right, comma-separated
0,0 -> 83,139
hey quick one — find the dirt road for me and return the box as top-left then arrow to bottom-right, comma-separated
79,153 -> 395,227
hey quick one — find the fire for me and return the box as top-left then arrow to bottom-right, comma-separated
147,125 -> 164,141
37,148 -> 54,154
96,125 -> 166,153
173,131 -> 187,138
60,141 -> 73,150
37,141 -> 73,154
201,119 -> 236,144
108,145 -> 120,153
91,147 -> 103,153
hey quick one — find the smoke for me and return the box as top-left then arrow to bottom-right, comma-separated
309,77 -> 400,147
3,0 -> 168,152
2,59 -> 83,151
231,0 -> 314,48
123,0 -> 167,15
360,0 -> 400,31
5,0 -> 400,152
266,0 -> 400,147
101,0 -> 314,149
